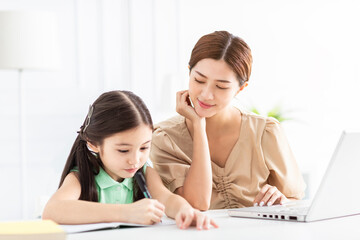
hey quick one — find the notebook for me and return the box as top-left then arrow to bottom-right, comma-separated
60,216 -> 176,233
228,130 -> 360,222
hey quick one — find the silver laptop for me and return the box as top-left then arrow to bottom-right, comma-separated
228,130 -> 360,222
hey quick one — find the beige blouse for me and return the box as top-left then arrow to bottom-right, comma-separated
150,109 -> 306,209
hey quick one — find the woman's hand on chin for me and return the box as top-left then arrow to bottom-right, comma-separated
176,90 -> 204,124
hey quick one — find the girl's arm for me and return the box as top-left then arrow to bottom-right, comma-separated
42,172 -> 164,225
174,90 -> 213,210
146,167 -> 218,230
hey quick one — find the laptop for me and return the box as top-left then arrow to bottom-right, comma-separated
228,130 -> 360,222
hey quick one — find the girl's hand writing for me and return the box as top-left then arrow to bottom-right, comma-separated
126,198 -> 165,225
175,206 -> 218,230
253,184 -> 289,207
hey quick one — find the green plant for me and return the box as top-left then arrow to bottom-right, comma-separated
249,105 -> 292,122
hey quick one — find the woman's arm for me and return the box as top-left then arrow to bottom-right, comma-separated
253,119 -> 306,206
146,167 -> 218,230
42,172 -> 164,225
174,90 -> 212,210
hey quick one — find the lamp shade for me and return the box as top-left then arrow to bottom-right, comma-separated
0,11 -> 60,70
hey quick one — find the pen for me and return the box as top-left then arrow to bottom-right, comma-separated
134,170 -> 152,198
135,169 -> 163,223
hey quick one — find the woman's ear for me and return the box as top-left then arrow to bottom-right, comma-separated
87,141 -> 99,153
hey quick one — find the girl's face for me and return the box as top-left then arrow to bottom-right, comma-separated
89,124 -> 152,181
188,58 -> 247,118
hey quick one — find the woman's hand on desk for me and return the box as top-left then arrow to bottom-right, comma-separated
253,184 -> 289,207
175,206 -> 218,230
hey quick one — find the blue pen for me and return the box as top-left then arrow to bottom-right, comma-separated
134,170 -> 152,198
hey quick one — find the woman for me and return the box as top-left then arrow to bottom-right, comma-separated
150,31 -> 305,210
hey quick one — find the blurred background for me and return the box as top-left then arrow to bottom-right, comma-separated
0,0 -> 359,221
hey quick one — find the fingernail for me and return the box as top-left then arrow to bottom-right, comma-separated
267,202 -> 272,206
253,203 -> 258,207
259,201 -> 264,207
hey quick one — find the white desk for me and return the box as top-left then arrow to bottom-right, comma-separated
68,209 -> 360,240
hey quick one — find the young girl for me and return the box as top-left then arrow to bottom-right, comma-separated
150,31 -> 306,210
42,90 -> 218,230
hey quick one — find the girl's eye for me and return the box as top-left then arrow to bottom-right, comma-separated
140,147 -> 149,151
195,78 -> 205,84
118,150 -> 129,153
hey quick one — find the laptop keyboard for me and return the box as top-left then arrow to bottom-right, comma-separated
276,206 -> 309,215
254,204 -> 309,215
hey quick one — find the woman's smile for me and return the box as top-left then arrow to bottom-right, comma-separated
198,99 -> 215,109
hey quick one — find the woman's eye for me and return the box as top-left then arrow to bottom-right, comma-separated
216,85 -> 229,90
140,147 -> 149,151
118,150 -> 129,153
195,78 -> 205,84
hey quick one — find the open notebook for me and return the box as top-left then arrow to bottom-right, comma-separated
61,216 -> 176,234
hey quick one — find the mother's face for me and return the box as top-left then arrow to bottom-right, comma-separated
188,58 -> 245,118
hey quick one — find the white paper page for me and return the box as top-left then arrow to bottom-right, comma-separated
158,215 -> 176,225
60,222 -> 144,234
61,216 -> 176,234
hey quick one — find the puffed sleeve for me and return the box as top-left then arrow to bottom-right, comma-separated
150,127 -> 191,193
261,118 -> 306,199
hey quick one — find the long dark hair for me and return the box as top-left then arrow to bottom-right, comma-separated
189,30 -> 252,87
59,90 -> 153,202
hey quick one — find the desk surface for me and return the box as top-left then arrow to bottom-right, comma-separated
68,209 -> 360,240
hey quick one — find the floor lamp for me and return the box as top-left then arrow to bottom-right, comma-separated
0,11 -> 60,219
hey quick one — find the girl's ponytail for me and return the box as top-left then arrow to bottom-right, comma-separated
58,134 -> 101,202
76,138 -> 99,202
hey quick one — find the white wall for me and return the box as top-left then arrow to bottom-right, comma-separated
0,0 -> 359,220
